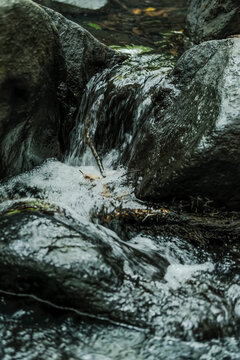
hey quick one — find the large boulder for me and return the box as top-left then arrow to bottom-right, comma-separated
42,6 -> 125,151
0,202 -> 168,327
186,0 -> 240,44
0,0 -> 63,179
128,39 -> 240,210
43,6 -> 124,99
0,0 -> 124,179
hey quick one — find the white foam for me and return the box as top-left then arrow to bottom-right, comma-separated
164,262 -> 215,290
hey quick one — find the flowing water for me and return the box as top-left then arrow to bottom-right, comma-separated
0,48 -> 239,358
0,1 -> 240,357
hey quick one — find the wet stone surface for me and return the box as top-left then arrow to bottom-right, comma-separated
0,161 -> 239,358
0,0 -> 240,359
60,0 -> 187,57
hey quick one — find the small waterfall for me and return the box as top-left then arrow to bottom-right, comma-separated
66,52 -> 175,170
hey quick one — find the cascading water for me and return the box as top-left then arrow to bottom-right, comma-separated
0,50 -> 239,359
66,52 -> 175,169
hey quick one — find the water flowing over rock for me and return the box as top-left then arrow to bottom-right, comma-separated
0,170 -> 239,340
0,207 -> 169,327
0,1 -> 240,357
0,0 -> 124,179
186,0 -> 240,44
43,6 -> 126,150
69,39 -> 240,209
130,38 -> 240,209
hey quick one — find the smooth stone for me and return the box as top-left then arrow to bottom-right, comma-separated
34,0 -> 108,13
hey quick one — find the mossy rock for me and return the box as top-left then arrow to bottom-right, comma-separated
1,199 -> 62,217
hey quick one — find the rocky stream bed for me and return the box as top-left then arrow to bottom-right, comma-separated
0,0 -> 240,359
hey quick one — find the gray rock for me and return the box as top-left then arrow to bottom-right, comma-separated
186,0 -> 240,44
0,208 -> 168,326
42,6 -> 126,151
44,6 -> 125,97
129,39 -> 240,209
0,0 -> 63,179
0,204 -> 238,338
0,0 -> 124,179
34,0 -> 108,14
70,40 -> 240,209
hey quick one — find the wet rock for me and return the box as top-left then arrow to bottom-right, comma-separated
67,53 -> 174,165
0,207 -> 168,326
186,0 -> 240,44
128,39 -> 240,210
74,40 -> 240,209
34,0 -> 108,14
0,0 -> 124,179
0,0 -> 63,179
44,6 -> 125,98
43,6 -> 126,151
0,208 -> 238,339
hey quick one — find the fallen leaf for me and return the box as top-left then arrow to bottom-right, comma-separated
145,7 -> 156,12
147,10 -> 168,17
79,169 -> 101,181
132,8 -> 142,15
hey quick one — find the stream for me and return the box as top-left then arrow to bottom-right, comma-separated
0,1 -> 240,359
0,158 -> 239,359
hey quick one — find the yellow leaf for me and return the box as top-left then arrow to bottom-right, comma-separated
84,174 -> 101,181
79,169 -> 101,181
145,7 -> 156,12
132,8 -> 142,15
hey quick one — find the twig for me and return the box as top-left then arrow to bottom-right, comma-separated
85,116 -> 105,177
112,0 -> 129,11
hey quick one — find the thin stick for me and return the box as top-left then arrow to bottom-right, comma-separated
112,0 -> 129,11
85,116 -> 105,177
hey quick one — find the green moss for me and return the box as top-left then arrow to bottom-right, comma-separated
6,209 -> 21,216
88,22 -> 102,30
2,199 -> 62,217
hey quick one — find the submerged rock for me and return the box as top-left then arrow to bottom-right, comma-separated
186,0 -> 240,44
0,0 -> 124,179
34,0 -> 108,14
127,39 -> 240,210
